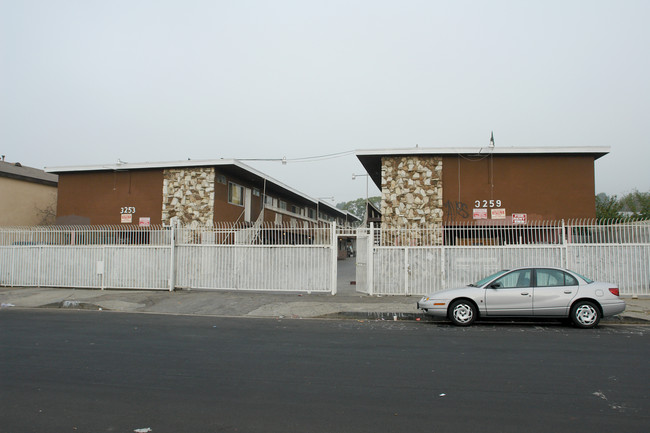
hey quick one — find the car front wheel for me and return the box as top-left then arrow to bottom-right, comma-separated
448,300 -> 477,326
571,301 -> 601,328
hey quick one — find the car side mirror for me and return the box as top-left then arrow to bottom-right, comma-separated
489,283 -> 501,289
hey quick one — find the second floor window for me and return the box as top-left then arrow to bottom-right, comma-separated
228,182 -> 244,206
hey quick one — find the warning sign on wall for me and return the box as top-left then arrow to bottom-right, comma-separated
139,217 -> 151,227
491,209 -> 506,220
512,213 -> 527,224
121,214 -> 132,224
473,208 -> 488,219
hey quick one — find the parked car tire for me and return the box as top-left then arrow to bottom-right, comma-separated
448,299 -> 477,326
570,300 -> 601,328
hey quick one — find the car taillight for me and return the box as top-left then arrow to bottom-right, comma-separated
609,288 -> 619,296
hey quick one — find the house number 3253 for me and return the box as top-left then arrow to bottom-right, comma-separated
121,207 -> 136,214
474,200 -> 502,208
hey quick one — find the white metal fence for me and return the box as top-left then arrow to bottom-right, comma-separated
360,219 -> 650,296
1,220 -> 648,296
0,222 -> 337,293
174,223 -> 336,293
0,226 -> 172,290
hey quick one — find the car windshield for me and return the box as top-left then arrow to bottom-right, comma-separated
469,270 -> 509,287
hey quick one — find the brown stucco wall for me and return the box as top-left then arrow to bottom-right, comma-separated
441,154 -> 596,222
56,170 -> 164,225
55,165 -> 338,227
213,169 -> 264,223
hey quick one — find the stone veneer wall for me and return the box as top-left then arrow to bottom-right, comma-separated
381,156 -> 444,243
162,167 -> 215,226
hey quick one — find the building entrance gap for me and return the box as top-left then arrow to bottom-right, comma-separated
336,233 -> 364,296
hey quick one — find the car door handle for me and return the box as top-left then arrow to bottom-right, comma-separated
564,290 -> 572,294
521,292 -> 529,296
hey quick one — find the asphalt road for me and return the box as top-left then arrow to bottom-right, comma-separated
1,310 -> 648,433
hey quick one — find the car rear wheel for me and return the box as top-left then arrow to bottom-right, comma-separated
449,300 -> 477,326
571,301 -> 600,328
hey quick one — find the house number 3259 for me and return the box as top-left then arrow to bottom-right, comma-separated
474,200 -> 502,208
121,207 -> 136,214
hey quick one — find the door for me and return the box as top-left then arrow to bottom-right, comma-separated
533,268 -> 578,316
484,269 -> 533,315
244,188 -> 252,223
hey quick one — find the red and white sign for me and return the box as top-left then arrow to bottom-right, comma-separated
139,217 -> 151,227
121,214 -> 132,224
473,208 -> 488,219
512,213 -> 527,225
491,208 -> 506,220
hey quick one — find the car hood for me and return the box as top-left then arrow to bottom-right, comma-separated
424,285 -> 481,299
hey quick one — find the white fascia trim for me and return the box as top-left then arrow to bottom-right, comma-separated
355,146 -> 611,157
45,158 -> 243,173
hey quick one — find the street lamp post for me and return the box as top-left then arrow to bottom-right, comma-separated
352,173 -> 369,225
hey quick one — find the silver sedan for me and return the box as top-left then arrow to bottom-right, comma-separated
417,267 -> 626,328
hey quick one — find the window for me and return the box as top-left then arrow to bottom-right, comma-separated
253,188 -> 260,197
278,200 -> 287,210
216,175 -> 227,185
228,182 -> 244,206
536,269 -> 578,287
493,269 -> 531,289
264,195 -> 274,207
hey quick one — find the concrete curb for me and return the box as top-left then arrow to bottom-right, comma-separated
320,311 -> 650,325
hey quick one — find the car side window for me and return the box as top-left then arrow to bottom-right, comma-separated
563,272 -> 579,286
536,269 -> 577,287
492,269 -> 531,289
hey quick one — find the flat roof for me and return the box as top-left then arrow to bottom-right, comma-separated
46,159 -> 351,219
356,146 -> 610,188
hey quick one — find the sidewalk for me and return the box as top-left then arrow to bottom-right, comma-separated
1,286 -> 649,324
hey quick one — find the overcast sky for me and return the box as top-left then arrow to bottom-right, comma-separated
1,0 -> 648,203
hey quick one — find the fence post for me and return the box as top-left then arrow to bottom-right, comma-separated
561,219 -> 568,269
404,246 -> 409,295
37,246 -> 42,288
441,243 -> 446,291
168,219 -> 177,292
368,222 -> 374,296
101,246 -> 106,290
330,222 -> 337,295
10,246 -> 15,288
